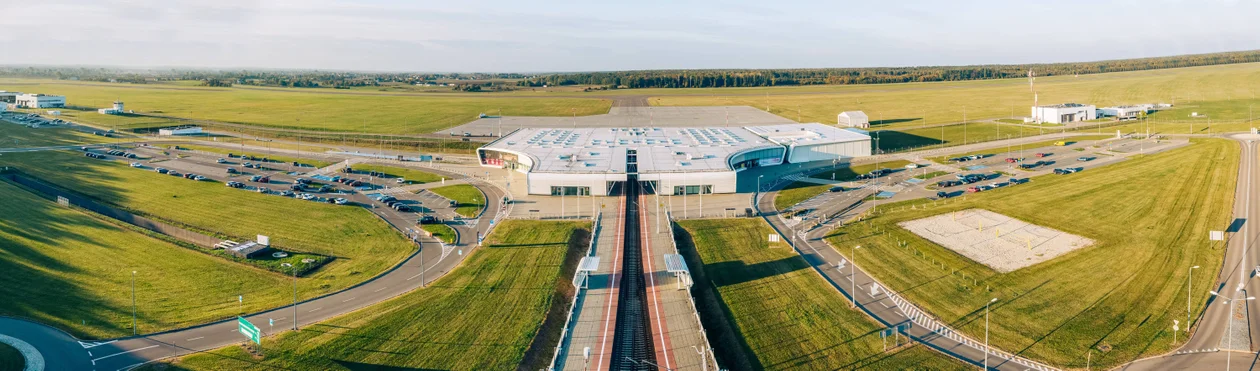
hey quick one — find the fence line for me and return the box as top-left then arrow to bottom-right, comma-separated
664,210 -> 722,370
548,211 -> 602,371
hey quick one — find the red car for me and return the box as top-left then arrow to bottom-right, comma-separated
1035,153 -> 1050,158
1005,157 -> 1021,163
966,186 -> 981,193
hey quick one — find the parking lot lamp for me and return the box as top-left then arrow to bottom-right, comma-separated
1188,265 -> 1199,330
985,297 -> 998,370
850,245 -> 861,308
757,175 -> 763,194
131,270 -> 137,335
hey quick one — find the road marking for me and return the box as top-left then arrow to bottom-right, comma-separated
374,287 -> 386,293
342,297 -> 356,303
88,351 -> 92,357
118,362 -> 145,371
92,345 -> 160,362
78,340 -> 117,349
309,307 -> 323,313
186,337 -> 203,341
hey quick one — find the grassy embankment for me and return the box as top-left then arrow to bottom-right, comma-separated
0,151 -> 416,336
677,218 -> 963,370
824,139 -> 1236,368
147,220 -> 589,370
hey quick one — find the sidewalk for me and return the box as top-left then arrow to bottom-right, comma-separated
642,194 -> 718,371
559,205 -> 623,371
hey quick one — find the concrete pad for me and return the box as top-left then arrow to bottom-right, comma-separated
898,209 -> 1094,273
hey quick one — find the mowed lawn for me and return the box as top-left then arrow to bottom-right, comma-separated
429,184 -> 486,218
177,144 -> 337,168
149,220 -> 589,371
649,62 -> 1260,128
774,160 -> 909,211
350,164 -> 446,184
927,135 -> 1114,163
0,181 -> 295,338
0,152 -> 416,320
0,122 -> 132,148
678,218 -> 961,370
824,139 -> 1237,368
0,79 -> 612,134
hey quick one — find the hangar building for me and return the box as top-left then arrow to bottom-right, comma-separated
477,123 -> 871,196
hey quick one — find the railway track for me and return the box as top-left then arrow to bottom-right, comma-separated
610,176 -> 657,370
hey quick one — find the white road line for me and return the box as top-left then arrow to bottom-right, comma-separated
118,361 -> 145,371
342,297 -> 356,303
374,287 -> 386,293
88,351 -> 93,357
92,345 -> 160,362
309,307 -> 323,313
186,337 -> 203,341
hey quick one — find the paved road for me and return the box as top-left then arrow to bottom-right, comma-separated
1120,135 -> 1260,370
0,148 -> 508,371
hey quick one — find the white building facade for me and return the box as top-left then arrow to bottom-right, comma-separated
478,123 -> 870,196
158,126 -> 204,136
1031,103 -> 1096,124
16,94 -> 66,109
838,111 -> 870,128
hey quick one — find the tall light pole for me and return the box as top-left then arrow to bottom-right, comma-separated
1208,291 -> 1255,371
282,263 -> 298,330
131,270 -> 137,335
851,245 -> 861,308
1187,265 -> 1199,330
985,297 -> 998,370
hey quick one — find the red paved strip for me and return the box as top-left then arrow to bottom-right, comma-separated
595,194 -> 626,371
639,193 -> 676,370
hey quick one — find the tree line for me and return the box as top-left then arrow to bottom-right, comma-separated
519,49 -> 1260,89
0,67 -> 534,90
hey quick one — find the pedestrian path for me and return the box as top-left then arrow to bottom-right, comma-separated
559,207 -> 622,371
641,198 -> 718,371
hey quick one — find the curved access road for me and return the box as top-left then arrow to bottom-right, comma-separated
0,164 -> 508,371
1119,135 -> 1260,370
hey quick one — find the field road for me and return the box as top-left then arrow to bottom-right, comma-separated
1119,135 -> 1260,370
0,152 -> 508,371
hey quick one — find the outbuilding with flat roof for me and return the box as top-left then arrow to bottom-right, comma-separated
1031,103 -> 1095,124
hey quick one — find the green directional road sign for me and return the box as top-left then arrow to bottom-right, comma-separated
238,316 -> 261,345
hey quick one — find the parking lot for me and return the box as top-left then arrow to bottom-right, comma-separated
80,144 -> 469,244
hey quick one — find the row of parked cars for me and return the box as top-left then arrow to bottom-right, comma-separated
949,154 -> 990,162
1053,168 -> 1083,175
84,152 -> 108,159
372,194 -> 413,212
855,168 -> 892,180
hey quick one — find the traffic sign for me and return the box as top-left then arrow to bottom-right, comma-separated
238,316 -> 261,345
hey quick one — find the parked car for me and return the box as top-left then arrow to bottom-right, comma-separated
966,186 -> 981,193
905,163 -> 919,169
333,198 -> 349,205
217,158 -> 228,164
936,191 -> 950,199
829,186 -> 846,192
130,162 -> 143,168
1004,157 -> 1020,163
226,167 -> 238,174
155,167 -> 169,174
279,190 -> 295,197
1077,157 -> 1093,162
193,175 -> 207,181
1035,153 -> 1050,158
295,178 -> 311,185
418,215 -> 438,224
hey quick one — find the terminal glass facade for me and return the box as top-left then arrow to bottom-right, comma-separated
550,186 -> 590,196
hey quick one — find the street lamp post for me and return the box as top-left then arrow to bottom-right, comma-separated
282,263 -> 298,330
131,270 -> 137,335
851,245 -> 861,308
985,297 -> 998,370
1208,290 -> 1255,371
1187,265 -> 1199,330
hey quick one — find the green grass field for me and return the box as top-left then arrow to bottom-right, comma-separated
0,152 -> 416,329
913,170 -> 949,180
350,164 -> 445,184
677,218 -> 961,370
0,79 -> 612,134
773,160 -> 910,211
421,224 -> 457,244
649,62 -> 1260,128
175,144 -> 336,168
147,220 -> 589,370
429,184 -> 486,218
927,135 -> 1114,163
0,121 -> 133,148
824,139 -> 1236,368
0,341 -> 24,371
0,180 -> 305,338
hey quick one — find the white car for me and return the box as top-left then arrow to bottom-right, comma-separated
129,162 -> 143,168
905,163 -> 920,169
334,198 -> 349,205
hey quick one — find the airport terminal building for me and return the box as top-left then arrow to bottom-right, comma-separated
477,123 -> 871,196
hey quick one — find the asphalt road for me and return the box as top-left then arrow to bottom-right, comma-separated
1120,136 -> 1259,370
0,147 -> 507,371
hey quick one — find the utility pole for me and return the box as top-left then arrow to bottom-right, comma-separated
131,270 -> 137,335
850,245 -> 861,308
985,298 -> 998,370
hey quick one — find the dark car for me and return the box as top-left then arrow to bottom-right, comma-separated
418,215 -> 438,224
936,191 -> 949,199
829,186 -> 845,192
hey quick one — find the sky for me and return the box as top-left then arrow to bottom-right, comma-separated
2,0 -> 1258,72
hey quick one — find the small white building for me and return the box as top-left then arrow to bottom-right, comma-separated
1097,105 -> 1150,120
1031,103 -> 1096,124
98,101 -> 125,115
0,91 -> 20,103
16,94 -> 66,109
158,126 -> 204,136
837,111 -> 870,128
